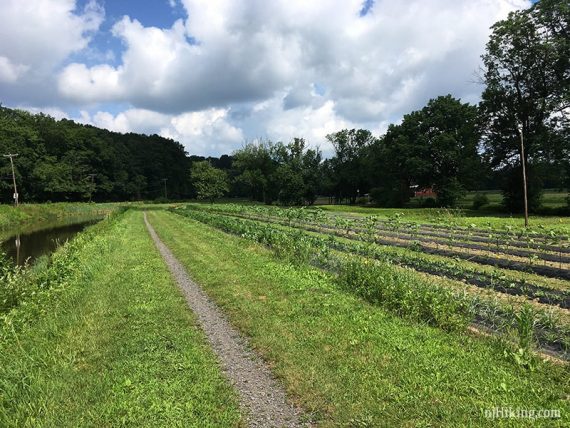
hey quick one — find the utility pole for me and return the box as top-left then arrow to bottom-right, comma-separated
517,123 -> 529,228
162,178 -> 168,200
86,174 -> 96,203
3,153 -> 19,206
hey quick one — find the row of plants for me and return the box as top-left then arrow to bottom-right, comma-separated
197,203 -> 570,259
200,203 -> 570,243
215,210 -> 570,281
193,207 -> 570,305
174,206 -> 570,360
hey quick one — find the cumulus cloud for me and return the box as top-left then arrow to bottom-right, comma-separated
79,107 -> 244,155
0,0 -> 103,106
57,1 -> 528,115
2,0 -> 532,154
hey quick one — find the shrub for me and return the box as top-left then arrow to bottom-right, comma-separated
471,193 -> 489,210
422,197 -> 437,208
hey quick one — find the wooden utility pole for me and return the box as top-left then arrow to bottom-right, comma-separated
162,178 -> 168,200
517,123 -> 529,228
3,153 -> 19,206
87,174 -> 96,202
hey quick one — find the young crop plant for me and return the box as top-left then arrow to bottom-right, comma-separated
336,258 -> 472,332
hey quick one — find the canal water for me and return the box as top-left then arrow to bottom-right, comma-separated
1,218 -> 100,266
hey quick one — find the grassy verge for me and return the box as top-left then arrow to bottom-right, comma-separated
0,210 -> 241,427
0,202 -> 118,231
148,210 -> 569,427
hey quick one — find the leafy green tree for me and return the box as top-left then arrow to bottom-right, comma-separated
190,161 -> 229,203
233,138 -> 322,206
367,96 -> 480,207
232,141 -> 278,204
479,0 -> 570,212
326,129 -> 375,204
0,106 -> 192,203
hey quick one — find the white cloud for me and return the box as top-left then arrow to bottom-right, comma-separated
79,107 -> 244,155
0,0 -> 103,83
0,56 -> 29,83
2,0 -> 532,155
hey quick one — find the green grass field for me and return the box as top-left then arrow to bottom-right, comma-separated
318,204 -> 570,230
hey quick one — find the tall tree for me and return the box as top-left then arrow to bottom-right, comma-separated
326,129 -> 375,204
368,96 -> 480,207
479,0 -> 570,212
190,161 -> 229,203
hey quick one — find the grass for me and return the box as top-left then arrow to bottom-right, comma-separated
149,210 -> 570,427
0,210 -> 241,427
457,190 -> 569,209
0,202 -> 117,231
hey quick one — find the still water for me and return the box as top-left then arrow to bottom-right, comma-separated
1,219 -> 99,266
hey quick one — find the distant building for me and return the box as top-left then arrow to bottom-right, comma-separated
412,186 -> 436,198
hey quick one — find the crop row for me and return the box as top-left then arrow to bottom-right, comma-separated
174,206 -> 570,358
198,204 -> 570,268
217,211 -> 570,281
193,208 -> 570,302
200,203 -> 570,248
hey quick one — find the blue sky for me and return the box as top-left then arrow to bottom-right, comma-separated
0,0 -> 531,156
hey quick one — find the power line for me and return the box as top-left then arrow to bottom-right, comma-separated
3,153 -> 19,206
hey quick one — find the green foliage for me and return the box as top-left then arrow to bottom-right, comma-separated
366,96 -> 480,207
501,165 -> 544,213
232,138 -> 322,206
337,259 -> 471,331
471,193 -> 490,210
480,0 -> 570,210
0,106 -> 189,203
324,129 -> 375,204
190,161 -> 229,203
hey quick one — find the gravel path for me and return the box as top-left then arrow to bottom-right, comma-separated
144,213 -> 306,427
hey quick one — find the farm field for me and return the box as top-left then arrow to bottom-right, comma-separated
1,204 -> 569,426
178,203 -> 570,359
318,204 -> 570,230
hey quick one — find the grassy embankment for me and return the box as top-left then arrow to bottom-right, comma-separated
0,202 -> 117,233
0,210 -> 241,427
149,210 -> 569,427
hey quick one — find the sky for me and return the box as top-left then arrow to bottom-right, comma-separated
0,0 -> 532,156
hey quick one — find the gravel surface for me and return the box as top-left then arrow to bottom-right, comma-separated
144,213 -> 306,427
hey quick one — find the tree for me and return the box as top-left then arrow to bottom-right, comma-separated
326,129 -> 375,204
479,0 -> 570,212
232,141 -> 277,204
367,96 -> 481,207
190,161 -> 229,203
233,138 -> 322,206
